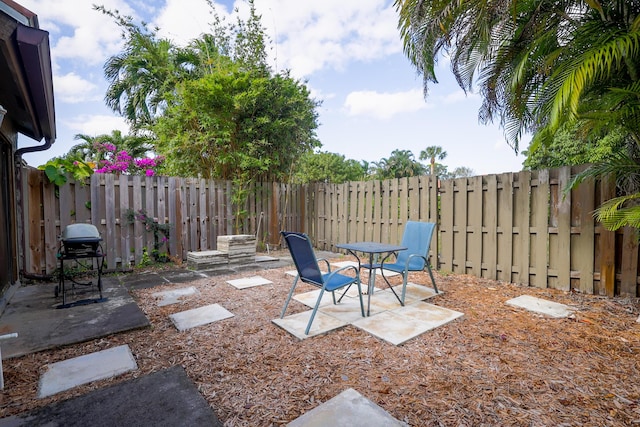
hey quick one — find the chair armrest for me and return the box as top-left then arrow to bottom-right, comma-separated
404,253 -> 428,270
326,264 -> 359,281
317,258 -> 331,273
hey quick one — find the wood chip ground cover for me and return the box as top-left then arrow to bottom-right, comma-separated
1,258 -> 639,426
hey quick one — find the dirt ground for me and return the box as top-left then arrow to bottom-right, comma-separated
2,255 -> 640,426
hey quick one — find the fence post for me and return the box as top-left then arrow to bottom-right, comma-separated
599,175 -> 616,297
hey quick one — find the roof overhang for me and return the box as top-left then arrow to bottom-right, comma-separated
0,0 -> 55,150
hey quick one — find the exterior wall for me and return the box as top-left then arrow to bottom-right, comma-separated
0,119 -> 19,297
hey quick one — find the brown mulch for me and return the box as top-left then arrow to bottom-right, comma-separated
1,255 -> 640,426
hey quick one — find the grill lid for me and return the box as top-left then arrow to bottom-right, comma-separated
61,223 -> 101,242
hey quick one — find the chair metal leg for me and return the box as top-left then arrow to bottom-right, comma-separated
280,276 -> 300,318
306,288 -> 326,335
355,279 -> 365,317
426,262 -> 438,294
400,272 -> 409,305
381,268 -> 404,306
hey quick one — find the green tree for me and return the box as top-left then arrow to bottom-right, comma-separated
154,68 -> 319,181
397,0 -> 640,231
293,151 -> 368,183
396,0 -> 640,151
442,166 -> 475,180
64,131 -> 154,168
419,145 -> 447,175
523,124 -> 625,170
373,149 -> 426,179
98,6 -> 191,130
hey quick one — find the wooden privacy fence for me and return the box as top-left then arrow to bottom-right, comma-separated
437,166 -> 637,297
20,165 -> 639,297
21,167 -> 308,275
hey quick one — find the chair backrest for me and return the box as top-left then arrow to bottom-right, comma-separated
281,231 -> 324,286
397,221 -> 435,269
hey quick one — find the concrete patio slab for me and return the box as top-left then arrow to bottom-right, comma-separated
152,286 -> 198,306
226,275 -> 273,289
353,301 -> 463,346
331,260 -> 359,269
287,387 -> 407,427
0,280 -> 149,359
394,302 -> 464,329
255,255 -> 279,262
369,290 -> 406,309
352,311 -> 437,346
285,270 -> 298,277
388,282 -> 440,304
4,366 -> 222,427
272,310 -> 348,339
318,298 -> 367,323
38,345 -> 137,398
169,304 -> 234,331
506,295 -> 575,318
292,289 -> 336,308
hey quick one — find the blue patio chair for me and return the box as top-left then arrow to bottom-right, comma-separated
364,221 -> 439,305
280,231 -> 365,335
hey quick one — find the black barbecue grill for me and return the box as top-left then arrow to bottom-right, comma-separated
56,224 -> 106,308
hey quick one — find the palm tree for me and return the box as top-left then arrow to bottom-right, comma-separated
98,6 -> 191,130
419,145 -> 447,175
396,0 -> 640,231
395,0 -> 640,152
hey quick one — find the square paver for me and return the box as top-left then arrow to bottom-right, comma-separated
272,310 -> 348,339
38,345 -> 137,398
388,282 -> 440,304
394,301 -> 464,329
319,298 -> 367,323
169,304 -> 234,331
152,286 -> 198,306
226,275 -> 273,289
353,302 -> 464,346
293,289 -> 338,308
506,295 -> 575,318
288,387 -> 407,426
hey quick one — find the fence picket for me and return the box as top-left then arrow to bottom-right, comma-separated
18,166 -> 640,296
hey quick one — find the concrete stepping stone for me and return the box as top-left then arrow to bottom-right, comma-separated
288,387 -> 407,426
272,311 -> 348,339
226,275 -> 273,289
293,289 -> 336,308
152,286 -> 198,306
387,282 -> 440,303
353,303 -> 463,346
38,345 -> 137,398
506,295 -> 575,318
255,255 -> 279,262
169,304 -> 234,331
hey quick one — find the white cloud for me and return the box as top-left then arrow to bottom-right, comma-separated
441,89 -> 477,105
54,72 -> 100,103
154,0 -> 219,45
344,88 -> 427,119
63,115 -> 130,136
19,0 -> 135,66
252,0 -> 401,78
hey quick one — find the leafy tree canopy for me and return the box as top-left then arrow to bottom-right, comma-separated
99,0 -> 320,182
396,0 -> 640,153
292,151 -> 369,183
373,149 -> 427,180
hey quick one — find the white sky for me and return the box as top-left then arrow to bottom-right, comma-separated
18,0 -> 527,175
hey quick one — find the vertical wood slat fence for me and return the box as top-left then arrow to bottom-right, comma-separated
22,168 -> 305,275
437,167 -> 638,297
21,165 -> 639,297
